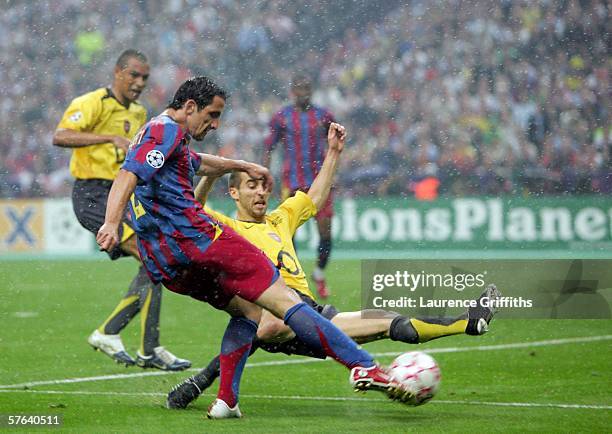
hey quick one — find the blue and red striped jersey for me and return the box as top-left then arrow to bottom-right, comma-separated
264,105 -> 335,190
122,113 -> 223,283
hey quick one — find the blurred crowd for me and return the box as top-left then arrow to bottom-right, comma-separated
0,0 -> 609,198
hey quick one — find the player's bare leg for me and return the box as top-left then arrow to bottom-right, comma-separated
330,312 -> 394,344
256,309 -> 294,343
311,215 -> 332,298
256,310 -> 390,344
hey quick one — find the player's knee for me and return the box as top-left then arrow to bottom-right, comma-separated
274,289 -> 302,316
257,317 -> 292,342
226,296 -> 262,324
241,305 -> 262,324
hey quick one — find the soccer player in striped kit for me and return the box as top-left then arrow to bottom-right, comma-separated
264,74 -> 336,298
97,76 -> 413,418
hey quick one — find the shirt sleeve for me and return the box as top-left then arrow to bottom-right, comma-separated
264,111 -> 283,154
270,191 -> 317,235
56,92 -> 102,132
122,121 -> 180,182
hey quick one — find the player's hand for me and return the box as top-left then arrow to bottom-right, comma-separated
327,122 -> 346,153
245,163 -> 274,192
112,136 -> 131,152
96,222 -> 120,252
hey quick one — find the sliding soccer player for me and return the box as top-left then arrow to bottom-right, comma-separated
167,121 -> 500,409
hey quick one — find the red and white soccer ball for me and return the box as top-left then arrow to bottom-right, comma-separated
389,351 -> 441,406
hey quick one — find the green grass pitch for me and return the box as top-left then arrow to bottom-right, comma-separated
1,259 -> 610,433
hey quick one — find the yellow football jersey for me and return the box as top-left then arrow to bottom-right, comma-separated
205,191 -> 317,300
57,87 -> 147,180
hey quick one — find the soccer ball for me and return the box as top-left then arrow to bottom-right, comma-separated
389,351 -> 441,406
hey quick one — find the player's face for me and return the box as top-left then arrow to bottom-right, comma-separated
292,83 -> 312,109
231,173 -> 270,221
189,96 -> 225,140
114,57 -> 150,104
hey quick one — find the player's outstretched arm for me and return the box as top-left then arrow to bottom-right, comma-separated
96,169 -> 138,252
53,128 -> 131,151
196,153 -> 273,191
307,122 -> 346,210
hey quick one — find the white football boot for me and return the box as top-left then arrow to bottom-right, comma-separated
87,330 -> 135,366
207,399 -> 243,419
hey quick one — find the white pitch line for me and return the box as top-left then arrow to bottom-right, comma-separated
0,371 -> 175,389
432,399 -> 612,410
1,335 -> 610,390
372,334 -> 612,358
0,389 -> 610,410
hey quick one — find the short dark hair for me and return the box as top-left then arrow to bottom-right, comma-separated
228,170 -> 242,190
116,49 -> 148,69
168,76 -> 229,110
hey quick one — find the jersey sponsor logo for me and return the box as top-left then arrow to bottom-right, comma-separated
69,111 -> 82,122
123,120 -> 131,133
146,150 -> 165,168
277,250 -> 300,276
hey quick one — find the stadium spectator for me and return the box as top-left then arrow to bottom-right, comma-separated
0,0 -> 609,198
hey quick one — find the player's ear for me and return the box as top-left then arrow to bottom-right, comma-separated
184,100 -> 197,115
228,187 -> 239,201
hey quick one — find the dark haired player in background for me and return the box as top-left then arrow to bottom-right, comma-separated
264,73 -> 336,298
53,49 -> 190,371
